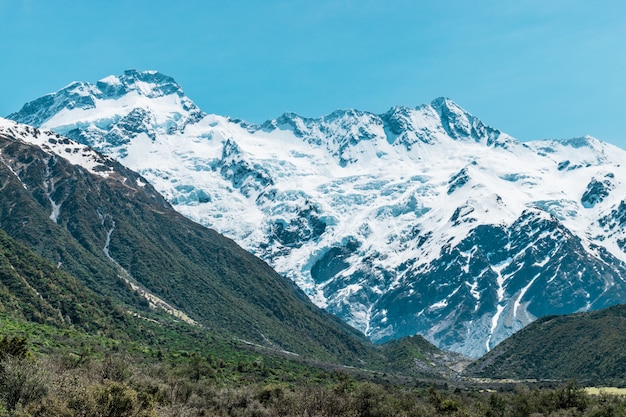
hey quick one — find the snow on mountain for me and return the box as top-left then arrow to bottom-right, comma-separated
9,70 -> 626,357
0,118 -> 117,178
13,70 -> 204,160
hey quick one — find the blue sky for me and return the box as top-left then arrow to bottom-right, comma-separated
2,0 -> 626,147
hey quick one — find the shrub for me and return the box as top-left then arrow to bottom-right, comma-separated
92,380 -> 155,417
0,356 -> 48,411
0,336 -> 29,361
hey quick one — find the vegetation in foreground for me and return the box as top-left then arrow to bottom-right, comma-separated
0,331 -> 624,417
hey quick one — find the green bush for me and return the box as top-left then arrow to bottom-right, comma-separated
0,336 -> 29,361
0,356 -> 48,411
92,381 -> 155,417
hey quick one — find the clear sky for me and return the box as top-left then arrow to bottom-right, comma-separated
2,0 -> 626,147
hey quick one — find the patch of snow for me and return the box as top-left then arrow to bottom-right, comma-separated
49,198 -> 62,222
486,304 -> 505,351
513,273 -> 540,319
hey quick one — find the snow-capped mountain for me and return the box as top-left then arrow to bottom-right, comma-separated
9,70 -> 626,357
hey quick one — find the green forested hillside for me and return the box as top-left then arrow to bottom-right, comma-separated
0,229 -> 126,332
465,304 -> 626,385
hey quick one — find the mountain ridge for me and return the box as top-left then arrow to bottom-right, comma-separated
9,70 -> 626,358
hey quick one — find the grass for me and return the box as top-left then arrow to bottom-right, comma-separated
585,387 -> 626,396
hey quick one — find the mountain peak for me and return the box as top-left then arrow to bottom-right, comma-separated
427,97 -> 515,148
8,70 -> 205,148
8,70 -> 201,128
95,69 -> 185,100
429,96 -> 458,110
526,134 -> 620,169
559,135 -> 602,149
430,97 -> 483,140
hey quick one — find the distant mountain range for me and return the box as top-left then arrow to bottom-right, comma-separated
8,69 -> 626,357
